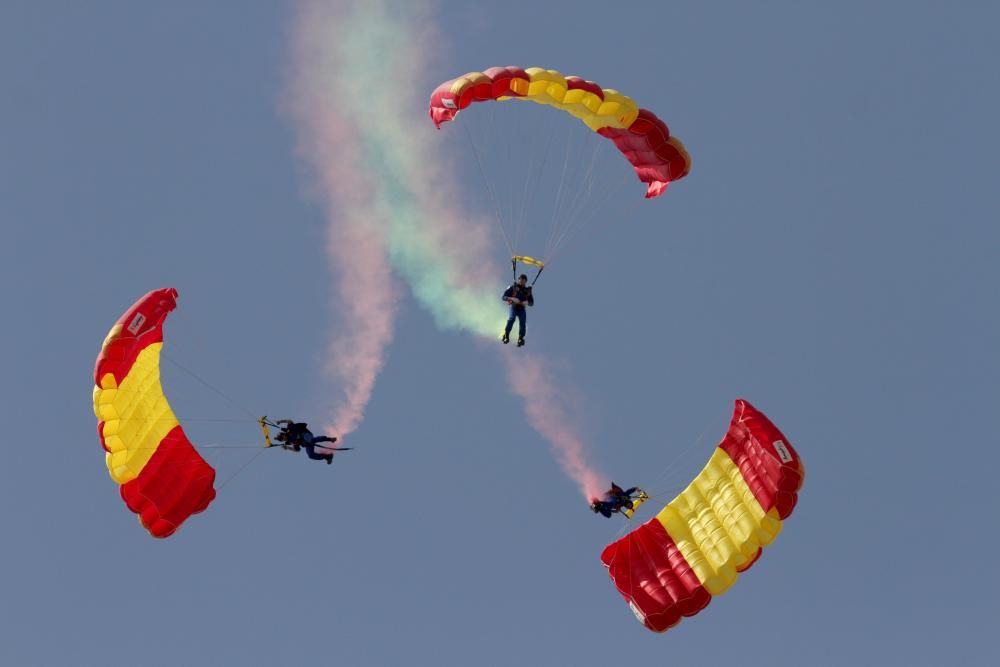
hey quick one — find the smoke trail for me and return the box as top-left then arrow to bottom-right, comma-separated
289,0 -> 605,497
288,3 -> 398,438
503,352 -> 606,500
293,0 -> 501,335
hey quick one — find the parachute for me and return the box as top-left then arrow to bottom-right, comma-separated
92,288 -> 216,538
600,400 -> 805,633
429,66 -> 691,198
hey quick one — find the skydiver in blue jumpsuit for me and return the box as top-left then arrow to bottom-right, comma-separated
590,483 -> 643,518
274,419 -> 344,465
501,274 -> 534,347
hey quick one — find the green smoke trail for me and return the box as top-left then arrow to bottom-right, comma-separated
322,1 -> 505,337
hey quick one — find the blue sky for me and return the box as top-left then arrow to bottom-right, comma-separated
1,2 -> 997,665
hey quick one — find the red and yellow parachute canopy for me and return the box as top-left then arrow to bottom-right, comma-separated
92,288 -> 216,538
601,399 -> 805,632
429,66 -> 691,198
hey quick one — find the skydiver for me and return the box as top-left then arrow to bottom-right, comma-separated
274,419 -> 345,465
501,274 -> 534,347
590,483 -> 643,518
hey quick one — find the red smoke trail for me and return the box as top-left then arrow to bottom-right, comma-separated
502,351 -> 605,501
288,3 -> 398,438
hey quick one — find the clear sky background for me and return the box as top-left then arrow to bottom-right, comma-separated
1,1 -> 998,665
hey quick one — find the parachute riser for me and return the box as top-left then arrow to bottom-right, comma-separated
511,256 -> 545,286
258,416 -> 282,448
620,490 -> 650,520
